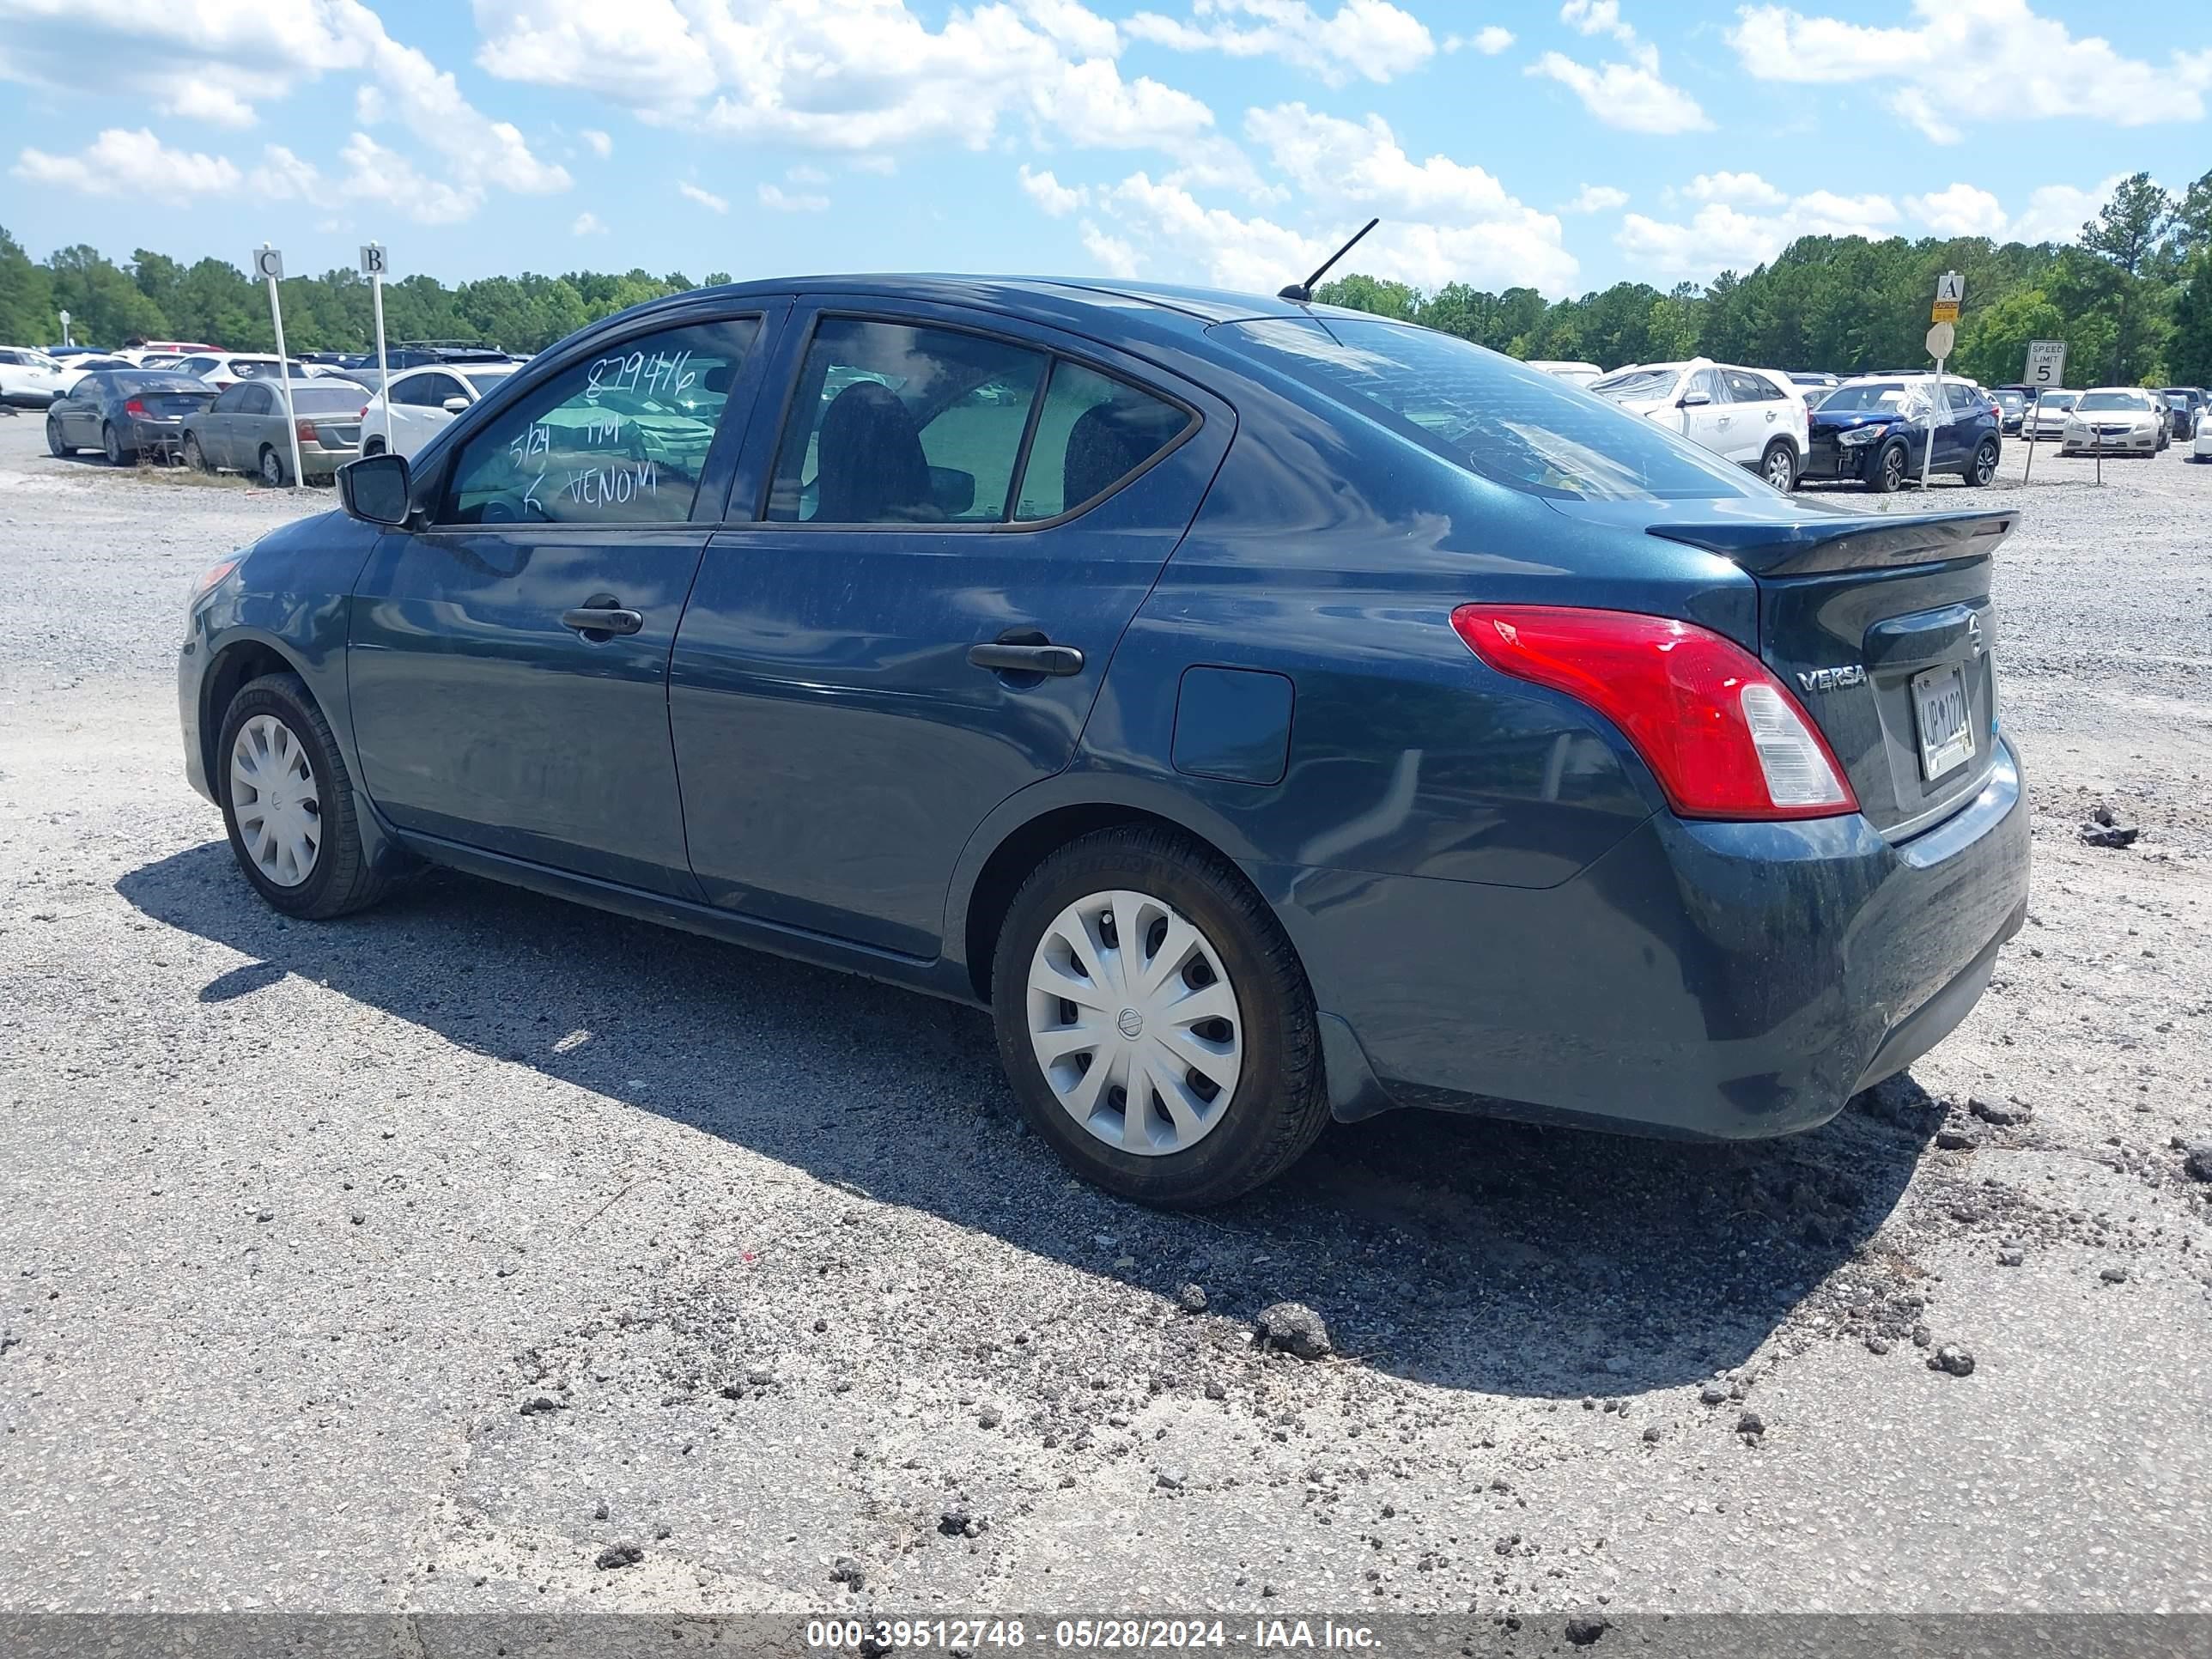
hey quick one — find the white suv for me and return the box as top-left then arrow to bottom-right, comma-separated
1589,357 -> 1809,489
358,363 -> 520,459
0,346 -> 68,407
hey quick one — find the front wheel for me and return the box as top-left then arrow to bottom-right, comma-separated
1760,439 -> 1797,490
183,433 -> 211,473
1961,438 -> 1999,487
216,672 -> 394,920
46,416 -> 71,457
1871,442 -> 1909,493
990,826 -> 1329,1208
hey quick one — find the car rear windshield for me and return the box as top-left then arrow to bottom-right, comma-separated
1216,321 -> 1758,502
1588,367 -> 1680,400
117,374 -> 213,394
287,387 -> 369,413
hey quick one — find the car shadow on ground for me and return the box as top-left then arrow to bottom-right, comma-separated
118,842 -> 1942,1399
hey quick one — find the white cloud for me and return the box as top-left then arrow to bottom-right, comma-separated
787,163 -> 830,184
1079,219 -> 1142,278
1561,183 -> 1628,214
0,0 -> 569,222
580,127 -> 612,158
1684,170 -> 1788,208
252,143 -> 328,204
1083,106 -> 1578,295
1123,0 -> 1435,87
1048,58 -> 1216,149
1906,182 -> 2007,239
1020,164 -> 1089,216
571,210 -> 607,234
1446,25 -> 1516,54
337,131 -> 481,223
1559,0 -> 1637,46
1528,45 -> 1709,133
758,181 -> 829,212
1726,0 -> 2212,140
2008,176 -> 2127,245
678,180 -> 729,214
11,126 -> 240,198
1619,184 -> 1899,277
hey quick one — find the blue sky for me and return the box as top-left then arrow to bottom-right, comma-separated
3,1 -> 2207,298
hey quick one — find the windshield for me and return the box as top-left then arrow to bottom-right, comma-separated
1820,382 -> 1929,415
1218,320 -> 1761,502
2075,391 -> 2148,411
462,368 -> 517,395
1994,391 -> 2024,408
1588,366 -> 1681,401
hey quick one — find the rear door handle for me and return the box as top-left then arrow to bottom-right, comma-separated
969,639 -> 1085,677
561,603 -> 643,638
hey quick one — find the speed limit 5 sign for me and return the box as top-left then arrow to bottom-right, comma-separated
2024,340 -> 2067,388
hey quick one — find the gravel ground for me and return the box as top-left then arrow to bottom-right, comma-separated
3,414 -> 2209,1617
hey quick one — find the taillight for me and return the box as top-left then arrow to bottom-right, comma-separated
124,398 -> 148,416
296,419 -> 318,441
1449,605 -> 1856,821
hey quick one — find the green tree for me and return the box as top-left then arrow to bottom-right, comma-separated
2077,172 -> 2178,383
0,225 -> 58,343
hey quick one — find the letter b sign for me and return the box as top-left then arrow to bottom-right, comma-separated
360,244 -> 388,277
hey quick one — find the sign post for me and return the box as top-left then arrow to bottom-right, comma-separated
1922,315 -> 1956,492
2021,339 -> 2065,484
253,244 -> 305,490
57,308 -> 71,349
360,242 -> 392,454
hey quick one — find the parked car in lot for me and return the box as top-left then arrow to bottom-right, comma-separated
1589,358 -> 1808,488
2021,389 -> 2078,442
183,380 -> 369,486
1803,375 -> 2001,492
52,353 -> 135,392
356,362 -> 522,457
1526,359 -> 1603,386
45,368 -> 216,464
2158,386 -> 2204,441
1990,387 -> 2028,434
2193,417 -> 2212,462
1786,371 -> 1839,408
2061,387 -> 2164,456
0,345 -> 68,406
179,276 -> 2032,1206
172,352 -> 337,391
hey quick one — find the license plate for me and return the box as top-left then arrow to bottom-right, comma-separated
1912,664 -> 1975,781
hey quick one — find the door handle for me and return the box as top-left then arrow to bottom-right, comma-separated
561,601 -> 643,638
969,636 -> 1085,677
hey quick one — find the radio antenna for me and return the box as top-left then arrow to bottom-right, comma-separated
1279,218 -> 1379,303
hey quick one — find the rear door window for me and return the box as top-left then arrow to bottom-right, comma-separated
1724,369 -> 1778,403
440,316 -> 760,526
1013,361 -> 1194,521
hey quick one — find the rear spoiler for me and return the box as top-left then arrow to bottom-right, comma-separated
1647,508 -> 2019,576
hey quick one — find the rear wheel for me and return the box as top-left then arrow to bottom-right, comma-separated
1872,442 -> 1908,493
101,422 -> 130,466
1759,439 -> 1797,491
990,826 -> 1328,1208
1961,437 -> 1999,487
362,435 -> 386,458
258,445 -> 287,488
46,416 -> 70,457
216,672 -> 393,920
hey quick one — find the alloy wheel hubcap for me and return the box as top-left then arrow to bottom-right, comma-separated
229,714 -> 321,887
1026,888 -> 1243,1157
1765,451 -> 1791,486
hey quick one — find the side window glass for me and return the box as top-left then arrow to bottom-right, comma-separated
242,385 -> 271,415
768,319 -> 1046,524
441,316 -> 759,527
1692,369 -> 1727,404
1014,361 -> 1194,521
211,384 -> 243,412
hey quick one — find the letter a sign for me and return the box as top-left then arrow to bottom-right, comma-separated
1931,270 -> 1963,325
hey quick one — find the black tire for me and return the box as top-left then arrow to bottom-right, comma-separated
216,672 -> 395,921
101,422 -> 130,466
182,432 -> 211,473
46,416 -> 71,457
258,445 -> 287,488
1759,439 -> 1797,491
362,436 -> 386,458
990,825 -> 1329,1208
1871,441 -> 1909,493
1961,438 -> 1999,487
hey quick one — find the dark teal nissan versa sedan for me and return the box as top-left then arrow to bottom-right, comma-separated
178,277 -> 2030,1207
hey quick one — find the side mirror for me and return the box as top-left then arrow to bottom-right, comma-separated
1679,392 -> 1711,408
338,452 -> 414,527
441,395 -> 471,415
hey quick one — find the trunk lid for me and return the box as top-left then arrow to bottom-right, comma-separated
1649,506 -> 2016,836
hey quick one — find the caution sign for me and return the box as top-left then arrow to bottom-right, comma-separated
1931,270 -> 1963,325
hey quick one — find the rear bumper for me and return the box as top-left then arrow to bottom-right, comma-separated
1267,737 -> 2030,1139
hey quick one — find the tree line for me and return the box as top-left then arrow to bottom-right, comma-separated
3,170 -> 2205,384
1319,170 -> 2211,388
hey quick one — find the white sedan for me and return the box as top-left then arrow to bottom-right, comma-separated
0,346 -> 69,406
357,362 -> 520,459
2061,387 -> 2162,457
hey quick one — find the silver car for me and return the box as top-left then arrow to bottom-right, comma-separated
2020,390 -> 2078,443
181,380 -> 370,485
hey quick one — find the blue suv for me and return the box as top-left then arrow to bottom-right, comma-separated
179,278 -> 2030,1206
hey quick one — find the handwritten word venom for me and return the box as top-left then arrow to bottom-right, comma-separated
562,459 -> 659,509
